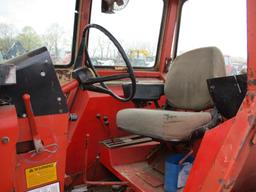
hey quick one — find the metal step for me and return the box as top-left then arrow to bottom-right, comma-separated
101,135 -> 152,148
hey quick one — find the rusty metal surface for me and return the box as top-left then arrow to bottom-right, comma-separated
136,168 -> 164,187
56,68 -> 72,85
115,162 -> 164,192
247,0 -> 256,91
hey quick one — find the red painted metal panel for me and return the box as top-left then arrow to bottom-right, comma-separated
184,119 -> 233,191
65,86 -> 166,184
99,142 -> 162,192
247,0 -> 256,91
99,142 -> 159,167
159,0 -> 179,74
15,114 -> 69,192
0,103 -> 69,192
232,146 -> 256,191
65,89 -> 134,182
0,106 -> 19,192
185,100 -> 256,191
62,80 -> 79,94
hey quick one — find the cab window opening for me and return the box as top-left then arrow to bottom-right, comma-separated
88,0 -> 165,69
174,0 -> 247,76
0,0 -> 77,66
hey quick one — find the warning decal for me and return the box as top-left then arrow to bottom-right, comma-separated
27,182 -> 60,192
25,162 -> 57,188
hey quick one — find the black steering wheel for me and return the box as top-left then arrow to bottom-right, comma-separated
73,24 -> 136,102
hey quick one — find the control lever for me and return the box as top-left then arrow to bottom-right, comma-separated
22,94 -> 44,153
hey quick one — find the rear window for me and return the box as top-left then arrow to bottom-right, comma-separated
0,0 -> 76,65
177,0 -> 247,75
88,0 -> 164,68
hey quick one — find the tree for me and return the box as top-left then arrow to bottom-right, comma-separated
0,23 -> 17,56
97,37 -> 105,59
42,23 -> 63,59
16,26 -> 42,51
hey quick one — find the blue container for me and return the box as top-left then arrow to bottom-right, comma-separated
164,154 -> 194,192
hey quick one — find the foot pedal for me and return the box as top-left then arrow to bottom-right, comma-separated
101,135 -> 152,148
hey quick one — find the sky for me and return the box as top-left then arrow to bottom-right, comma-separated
0,0 -> 248,59
0,0 -> 76,35
178,0 -> 247,58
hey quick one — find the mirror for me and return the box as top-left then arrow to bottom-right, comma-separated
101,0 -> 128,13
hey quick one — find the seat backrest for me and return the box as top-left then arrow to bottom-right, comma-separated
164,47 -> 226,111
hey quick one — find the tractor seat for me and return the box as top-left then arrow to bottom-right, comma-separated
117,47 -> 226,141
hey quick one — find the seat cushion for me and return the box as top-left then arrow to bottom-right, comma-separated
117,109 -> 212,141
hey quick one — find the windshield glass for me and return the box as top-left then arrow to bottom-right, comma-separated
177,0 -> 247,76
0,0 -> 76,65
89,0 -> 164,68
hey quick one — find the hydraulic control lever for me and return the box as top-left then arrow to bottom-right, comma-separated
22,94 -> 44,153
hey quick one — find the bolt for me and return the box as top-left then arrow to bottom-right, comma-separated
69,113 -> 78,121
104,121 -> 110,126
1,137 -> 10,144
40,71 -> 46,77
103,116 -> 108,121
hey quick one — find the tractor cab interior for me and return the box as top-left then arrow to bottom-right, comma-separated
0,0 -> 255,192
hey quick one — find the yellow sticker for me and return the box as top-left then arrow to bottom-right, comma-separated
25,162 -> 57,188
